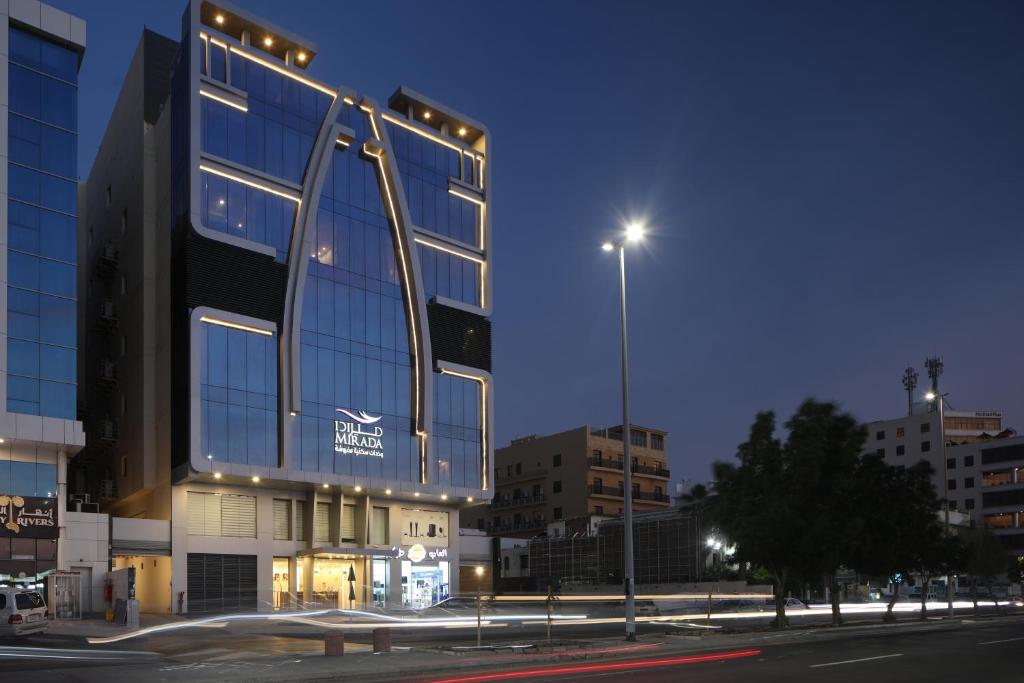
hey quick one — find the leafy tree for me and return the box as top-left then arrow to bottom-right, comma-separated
713,412 -> 801,628
783,399 -> 866,626
966,527 -> 1007,614
851,457 -> 942,621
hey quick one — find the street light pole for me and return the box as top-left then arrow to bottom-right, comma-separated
616,243 -> 637,642
928,391 -> 954,618
604,222 -> 644,642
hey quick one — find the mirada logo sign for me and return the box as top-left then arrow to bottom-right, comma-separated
334,409 -> 385,458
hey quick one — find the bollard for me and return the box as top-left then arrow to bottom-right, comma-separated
325,632 -> 345,657
373,627 -> 392,653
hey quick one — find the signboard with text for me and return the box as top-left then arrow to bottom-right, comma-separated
0,495 -> 57,538
334,409 -> 385,458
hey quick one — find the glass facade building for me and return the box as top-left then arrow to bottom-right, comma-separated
1,1 -> 87,590
77,0 -> 491,613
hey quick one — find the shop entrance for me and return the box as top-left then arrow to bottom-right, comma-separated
402,560 -> 450,609
312,557 -> 366,610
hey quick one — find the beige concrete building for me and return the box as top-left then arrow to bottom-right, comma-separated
462,425 -> 671,538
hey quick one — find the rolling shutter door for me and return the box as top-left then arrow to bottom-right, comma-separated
315,502 -> 330,545
341,504 -> 356,542
187,553 -> 257,614
273,499 -> 291,540
221,494 -> 256,537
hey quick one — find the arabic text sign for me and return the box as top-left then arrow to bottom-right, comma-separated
334,409 -> 385,458
0,495 -> 57,538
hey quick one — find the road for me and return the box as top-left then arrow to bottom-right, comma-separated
425,620 -> 1024,683
0,609 -> 1021,681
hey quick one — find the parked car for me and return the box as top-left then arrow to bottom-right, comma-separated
0,588 -> 48,635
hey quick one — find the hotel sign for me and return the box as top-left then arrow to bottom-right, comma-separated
0,495 -> 57,539
334,409 -> 385,458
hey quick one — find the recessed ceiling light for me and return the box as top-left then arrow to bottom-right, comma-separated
263,36 -> 274,47
213,472 -> 222,479
215,14 -> 225,25
385,488 -> 392,495
322,483 -> 329,488
467,496 -> 474,502
354,485 -> 362,492
414,492 -> 420,497
423,111 -> 432,120
441,494 -> 448,501
297,52 -> 307,62
252,476 -> 261,483
457,127 -> 467,137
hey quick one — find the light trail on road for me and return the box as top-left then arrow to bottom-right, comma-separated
424,648 -> 763,682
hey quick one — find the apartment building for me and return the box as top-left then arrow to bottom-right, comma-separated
462,424 -> 671,538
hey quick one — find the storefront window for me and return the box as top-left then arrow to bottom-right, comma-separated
401,559 -> 449,609
272,557 -> 291,610
372,558 -> 388,608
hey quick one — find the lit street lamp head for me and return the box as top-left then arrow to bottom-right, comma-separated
601,242 -> 615,252
625,222 -> 645,242
925,391 -> 937,401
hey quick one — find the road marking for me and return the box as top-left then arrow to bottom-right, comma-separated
810,653 -> 903,668
978,636 -> 1024,645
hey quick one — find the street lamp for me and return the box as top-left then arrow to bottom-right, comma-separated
926,390 -> 954,618
601,220 -> 645,642
474,565 -> 485,646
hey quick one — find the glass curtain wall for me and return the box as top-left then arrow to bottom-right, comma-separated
6,28 -> 79,419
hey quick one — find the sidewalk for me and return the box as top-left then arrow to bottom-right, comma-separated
45,614 -> 189,639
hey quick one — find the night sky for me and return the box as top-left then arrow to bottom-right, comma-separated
52,0 -> 1024,485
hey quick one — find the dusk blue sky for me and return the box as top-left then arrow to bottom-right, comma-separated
53,0 -> 1024,485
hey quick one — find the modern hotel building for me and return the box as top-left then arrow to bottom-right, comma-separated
77,0 -> 492,613
0,1 -> 86,589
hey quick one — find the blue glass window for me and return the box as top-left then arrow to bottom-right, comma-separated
432,372 -> 482,489
0,456 -> 58,498
294,106 -> 420,482
6,29 -> 78,420
199,320 -> 278,468
416,243 -> 481,307
199,170 -> 295,261
386,122 -> 479,246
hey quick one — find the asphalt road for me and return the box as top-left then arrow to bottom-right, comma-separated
480,620 -> 1024,683
0,607 -> 1020,681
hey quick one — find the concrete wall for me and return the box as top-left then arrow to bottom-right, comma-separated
113,555 -> 171,613
60,511 -> 108,614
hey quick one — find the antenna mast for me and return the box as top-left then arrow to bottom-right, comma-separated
901,366 -> 918,416
924,356 -> 944,413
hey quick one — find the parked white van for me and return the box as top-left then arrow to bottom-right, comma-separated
0,589 -> 48,635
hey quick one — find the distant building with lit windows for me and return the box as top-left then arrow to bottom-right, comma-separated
462,425 -> 671,539
1,1 -> 86,590
76,0 -> 492,613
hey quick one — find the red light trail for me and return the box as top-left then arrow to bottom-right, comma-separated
426,648 -> 763,683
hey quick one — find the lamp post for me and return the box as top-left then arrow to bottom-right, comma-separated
474,565 -> 484,646
926,390 -> 954,618
602,221 -> 644,642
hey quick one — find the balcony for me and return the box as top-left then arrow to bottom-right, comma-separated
588,485 -> 670,503
588,456 -> 670,479
487,517 -> 546,534
495,467 -> 548,485
489,494 -> 546,510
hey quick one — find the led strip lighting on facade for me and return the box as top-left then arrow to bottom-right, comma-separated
199,316 -> 273,336
199,31 -> 336,98
198,164 -> 302,203
439,367 -> 489,491
364,140 -> 429,482
199,88 -> 248,112
381,112 -> 477,157
413,237 -> 484,264
448,187 -> 484,207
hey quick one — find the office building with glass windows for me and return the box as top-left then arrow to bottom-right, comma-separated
0,1 -> 86,589
77,0 -> 492,613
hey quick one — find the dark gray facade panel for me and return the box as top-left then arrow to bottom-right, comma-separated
427,302 -> 491,373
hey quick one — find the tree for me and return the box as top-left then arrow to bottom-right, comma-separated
783,399 -> 866,626
713,412 -> 801,628
851,457 -> 942,622
966,527 -> 1007,614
